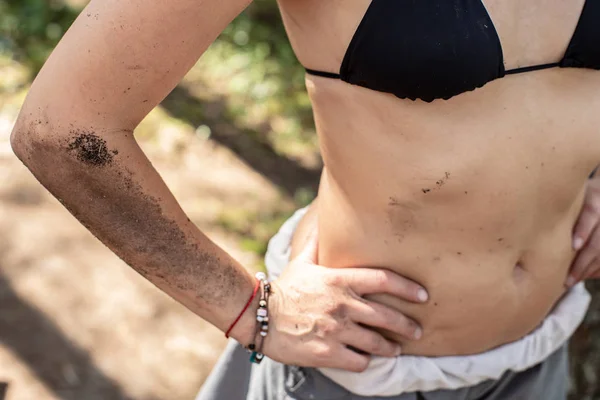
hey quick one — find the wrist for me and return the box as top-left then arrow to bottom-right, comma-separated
228,276 -> 262,346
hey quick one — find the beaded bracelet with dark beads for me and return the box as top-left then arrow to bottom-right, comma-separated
248,272 -> 270,364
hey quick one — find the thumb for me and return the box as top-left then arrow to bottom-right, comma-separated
296,228 -> 319,264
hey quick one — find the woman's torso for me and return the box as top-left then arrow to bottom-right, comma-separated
279,0 -> 600,356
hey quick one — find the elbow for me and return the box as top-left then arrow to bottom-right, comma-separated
10,116 -> 79,196
10,114 -> 62,173
11,106 -> 131,175
10,117 -> 37,166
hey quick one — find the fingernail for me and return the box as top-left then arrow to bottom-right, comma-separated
395,346 -> 402,356
565,276 -> 576,287
573,237 -> 584,250
417,288 -> 429,302
414,327 -> 423,340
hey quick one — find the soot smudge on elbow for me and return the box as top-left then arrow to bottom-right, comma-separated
67,131 -> 117,167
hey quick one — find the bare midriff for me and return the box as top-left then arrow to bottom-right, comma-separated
279,0 -> 600,356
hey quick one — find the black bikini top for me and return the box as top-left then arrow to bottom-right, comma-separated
305,0 -> 600,102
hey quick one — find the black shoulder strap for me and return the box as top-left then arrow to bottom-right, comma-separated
305,68 -> 341,79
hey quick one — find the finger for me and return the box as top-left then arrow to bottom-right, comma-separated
586,259 -> 600,279
567,224 -> 600,286
339,323 -> 402,358
582,257 -> 600,281
341,268 -> 428,303
296,227 -> 318,263
325,346 -> 371,372
348,299 -> 422,340
568,248 -> 595,286
573,199 -> 600,250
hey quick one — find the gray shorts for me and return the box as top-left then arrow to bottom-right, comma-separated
196,339 -> 568,400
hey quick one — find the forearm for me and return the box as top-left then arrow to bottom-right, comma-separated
11,118 -> 257,343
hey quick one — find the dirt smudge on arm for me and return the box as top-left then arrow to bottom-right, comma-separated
15,128 -> 250,315
67,131 -> 115,166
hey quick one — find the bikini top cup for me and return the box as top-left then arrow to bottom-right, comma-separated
305,0 -> 600,102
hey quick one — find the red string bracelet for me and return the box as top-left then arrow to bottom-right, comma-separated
225,277 -> 260,338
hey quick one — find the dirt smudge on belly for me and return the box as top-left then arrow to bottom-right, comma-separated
387,196 -> 418,242
435,171 -> 451,188
422,172 -> 452,195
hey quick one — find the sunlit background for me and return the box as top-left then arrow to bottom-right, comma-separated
0,1 -> 599,399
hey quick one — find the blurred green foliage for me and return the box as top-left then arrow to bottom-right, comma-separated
201,0 -> 315,142
0,0 -> 78,74
221,0 -> 308,115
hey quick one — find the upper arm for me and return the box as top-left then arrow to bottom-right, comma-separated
18,0 -> 251,133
